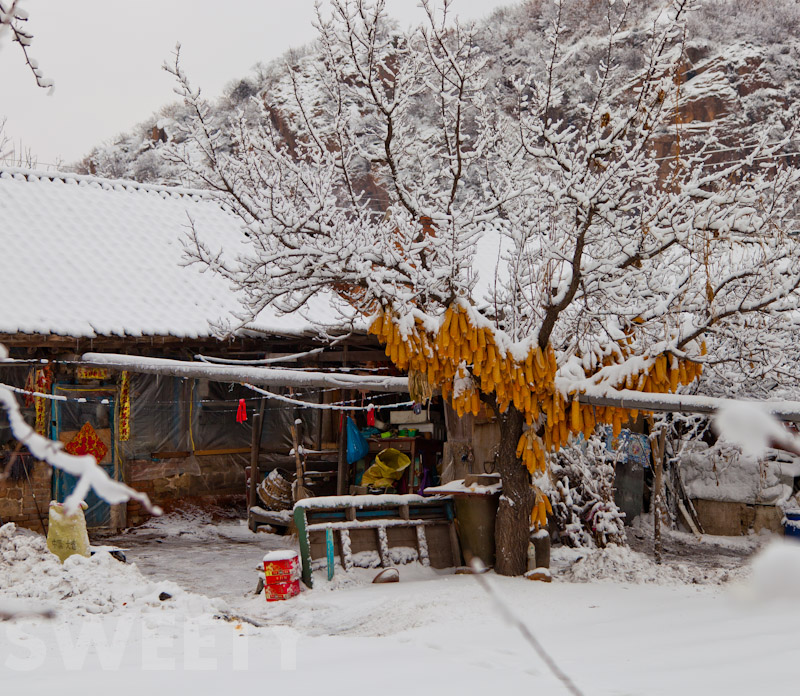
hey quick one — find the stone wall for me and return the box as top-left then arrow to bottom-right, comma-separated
0,459 -> 51,532
691,499 -> 784,536
0,454 -> 247,531
124,455 -> 246,526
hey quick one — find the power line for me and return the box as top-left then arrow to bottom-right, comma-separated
243,382 -> 415,411
0,381 -> 411,411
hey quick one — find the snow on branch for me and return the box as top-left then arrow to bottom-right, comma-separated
0,347 -> 159,515
0,599 -> 55,622
165,0 -> 800,455
81,352 -> 410,392
0,0 -> 53,91
154,0 -> 800,578
714,401 -> 800,459
165,0 -> 800,379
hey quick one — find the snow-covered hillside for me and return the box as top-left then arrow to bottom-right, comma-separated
75,0 -> 800,187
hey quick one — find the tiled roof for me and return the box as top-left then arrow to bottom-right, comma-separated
0,168 -> 349,340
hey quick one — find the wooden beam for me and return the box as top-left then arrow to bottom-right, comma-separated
576,389 -> 800,424
81,352 -> 410,392
337,411 -> 348,497
0,332 -> 382,357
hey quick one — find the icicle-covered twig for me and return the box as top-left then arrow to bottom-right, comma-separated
0,0 -> 53,91
470,558 -> 584,696
0,347 -> 160,515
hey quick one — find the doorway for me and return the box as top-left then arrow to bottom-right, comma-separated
51,384 -> 120,529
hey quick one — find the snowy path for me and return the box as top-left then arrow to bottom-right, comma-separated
3,512 -> 798,695
106,525 -> 290,602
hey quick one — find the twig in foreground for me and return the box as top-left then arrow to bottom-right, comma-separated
470,559 -> 584,696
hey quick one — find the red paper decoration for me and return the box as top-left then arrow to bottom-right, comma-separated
236,398 -> 248,423
64,422 -> 108,463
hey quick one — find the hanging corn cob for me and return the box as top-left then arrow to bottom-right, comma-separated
408,368 -> 434,404
369,305 -> 705,477
531,486 -> 552,531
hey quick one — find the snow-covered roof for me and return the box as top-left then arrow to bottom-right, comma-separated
0,168 -> 355,340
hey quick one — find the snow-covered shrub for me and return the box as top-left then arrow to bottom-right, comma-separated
548,435 -> 627,549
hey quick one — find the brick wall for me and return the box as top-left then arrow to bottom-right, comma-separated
0,459 -> 51,533
125,455 -> 245,526
1,455 -> 246,531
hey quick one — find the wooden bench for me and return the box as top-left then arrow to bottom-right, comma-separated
248,505 -> 293,533
293,494 -> 461,587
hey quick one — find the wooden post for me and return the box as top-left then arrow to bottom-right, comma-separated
648,417 -> 667,565
315,389 -> 324,451
337,396 -> 348,496
294,507 -> 313,588
291,418 -> 309,501
532,531 -> 551,569
325,528 -> 335,581
336,352 -> 349,497
248,398 -> 266,509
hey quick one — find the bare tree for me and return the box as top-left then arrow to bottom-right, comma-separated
167,0 -> 800,575
0,117 -> 38,168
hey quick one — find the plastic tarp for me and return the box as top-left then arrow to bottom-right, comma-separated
0,366 -> 34,446
345,417 -> 369,464
1,365 -> 327,482
121,374 -> 322,467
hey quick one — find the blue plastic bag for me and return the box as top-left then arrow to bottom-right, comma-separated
345,417 -> 369,465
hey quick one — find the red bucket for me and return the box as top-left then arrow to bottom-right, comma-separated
263,550 -> 300,602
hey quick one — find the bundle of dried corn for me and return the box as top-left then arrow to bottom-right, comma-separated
369,304 -> 705,483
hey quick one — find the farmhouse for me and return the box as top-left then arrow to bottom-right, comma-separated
0,167 -> 415,532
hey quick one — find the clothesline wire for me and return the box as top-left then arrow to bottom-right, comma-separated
0,381 -> 412,412
0,356 -> 392,372
243,383 -> 415,412
194,332 -> 355,366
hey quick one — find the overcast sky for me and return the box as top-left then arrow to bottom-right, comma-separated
2,0 -> 513,168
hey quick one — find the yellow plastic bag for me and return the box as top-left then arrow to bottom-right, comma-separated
47,501 -> 91,563
360,448 -> 411,488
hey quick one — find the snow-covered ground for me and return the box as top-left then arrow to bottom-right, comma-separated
2,509 -> 799,695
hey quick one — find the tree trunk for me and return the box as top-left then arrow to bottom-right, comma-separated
494,405 -> 534,576
648,418 -> 667,565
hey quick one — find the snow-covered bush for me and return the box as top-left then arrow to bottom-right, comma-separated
548,436 -> 627,549
689,0 -> 800,45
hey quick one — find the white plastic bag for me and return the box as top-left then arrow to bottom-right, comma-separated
46,501 -> 90,563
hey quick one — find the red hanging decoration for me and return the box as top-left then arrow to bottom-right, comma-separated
236,398 -> 248,423
366,404 -> 375,427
